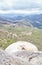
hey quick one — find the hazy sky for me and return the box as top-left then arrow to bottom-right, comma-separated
0,0 -> 42,14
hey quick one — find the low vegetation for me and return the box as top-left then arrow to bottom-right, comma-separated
0,23 -> 42,50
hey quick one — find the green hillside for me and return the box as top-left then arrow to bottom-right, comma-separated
0,23 -> 42,50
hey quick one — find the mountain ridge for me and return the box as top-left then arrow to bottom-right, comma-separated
0,14 -> 42,29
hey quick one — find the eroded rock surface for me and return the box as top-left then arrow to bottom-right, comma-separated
0,50 -> 31,65
12,51 -> 42,65
0,50 -> 42,65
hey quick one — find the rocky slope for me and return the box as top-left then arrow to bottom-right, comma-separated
0,50 -> 42,65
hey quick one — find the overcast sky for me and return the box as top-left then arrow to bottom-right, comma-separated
0,0 -> 42,14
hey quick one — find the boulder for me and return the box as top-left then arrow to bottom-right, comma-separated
5,41 -> 38,55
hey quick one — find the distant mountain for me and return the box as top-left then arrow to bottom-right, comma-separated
0,14 -> 42,29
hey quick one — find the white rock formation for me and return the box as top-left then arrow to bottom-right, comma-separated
0,50 -> 31,65
12,50 -> 42,65
5,41 -> 38,55
0,50 -> 42,65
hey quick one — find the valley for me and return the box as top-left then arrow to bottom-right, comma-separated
0,14 -> 42,50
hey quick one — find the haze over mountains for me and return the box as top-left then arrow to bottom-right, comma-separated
0,14 -> 42,29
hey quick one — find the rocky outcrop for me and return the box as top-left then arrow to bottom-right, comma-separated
0,50 -> 42,65
13,51 -> 42,65
0,50 -> 31,65
5,41 -> 38,55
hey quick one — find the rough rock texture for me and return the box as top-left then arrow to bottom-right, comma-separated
5,41 -> 38,55
0,50 -> 31,65
12,51 -> 42,65
0,50 -> 42,65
